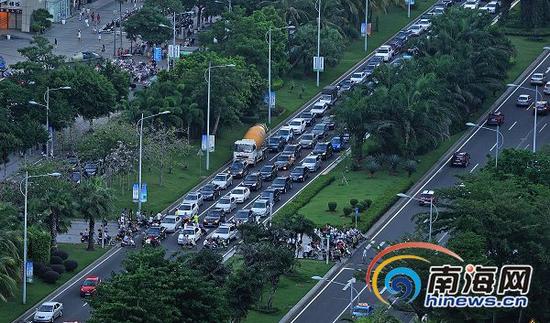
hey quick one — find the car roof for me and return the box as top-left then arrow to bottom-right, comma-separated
519,94 -> 530,98
291,118 -> 305,122
421,190 -> 435,194
84,275 -> 100,280
42,301 -> 60,306
164,214 -> 178,219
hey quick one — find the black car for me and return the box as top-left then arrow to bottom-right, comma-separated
340,79 -> 354,92
321,115 -> 336,130
274,154 -> 295,170
364,64 -> 377,76
260,164 -> 278,181
83,162 -> 98,177
369,56 -> 384,66
229,159 -> 249,178
261,188 -> 281,203
396,30 -> 410,43
203,209 -> 226,227
267,136 -> 286,152
450,152 -> 470,167
313,142 -> 334,160
271,176 -> 293,194
290,166 -> 310,182
66,154 -> 79,168
312,123 -> 329,139
233,209 -> 253,225
283,144 -> 302,158
142,225 -> 167,245
300,111 -> 315,126
242,172 -> 262,191
69,171 -> 82,184
200,183 -> 220,200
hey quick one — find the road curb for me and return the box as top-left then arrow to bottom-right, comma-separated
12,245 -> 121,323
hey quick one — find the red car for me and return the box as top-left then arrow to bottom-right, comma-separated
418,190 -> 436,206
486,111 -> 504,126
450,151 -> 470,167
80,275 -> 101,297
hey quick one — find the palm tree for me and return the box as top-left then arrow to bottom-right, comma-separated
260,0 -> 312,26
0,203 -> 22,302
76,178 -> 113,251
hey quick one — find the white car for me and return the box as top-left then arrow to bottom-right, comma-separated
178,223 -> 202,245
408,24 -> 424,36
160,215 -> 183,233
212,173 -> 233,190
310,101 -> 329,117
33,301 -> 63,323
531,73 -> 545,85
288,118 -> 307,134
182,191 -> 203,206
544,81 -> 550,95
175,202 -> 199,220
210,223 -> 238,241
302,154 -> 322,172
375,45 -> 394,62
215,196 -> 237,213
350,71 -> 367,84
417,19 -> 431,30
480,1 -> 498,13
230,186 -> 251,203
463,0 -> 479,9
251,198 -> 272,217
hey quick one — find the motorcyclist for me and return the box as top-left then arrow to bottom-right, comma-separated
192,214 -> 199,225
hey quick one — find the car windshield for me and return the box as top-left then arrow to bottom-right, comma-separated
162,218 -> 176,224
219,198 -> 230,204
278,129 -> 291,136
313,124 -> 324,130
378,48 -> 389,53
214,175 -> 227,181
302,134 -> 314,140
284,146 -> 295,152
290,121 -> 301,126
207,210 -> 222,218
301,112 -> 313,118
232,188 -> 245,195
236,211 -> 249,219
332,138 -> 341,144
38,305 -> 54,312
317,144 -> 328,149
276,155 -> 289,162
253,201 -> 267,208
234,142 -> 254,153
146,227 -> 160,235
83,279 -> 97,286
216,227 -> 230,234
182,228 -> 195,235
245,174 -> 258,181
466,0 -> 476,3
304,157 -> 317,164
186,194 -> 198,201
273,178 -> 286,185
231,163 -> 244,171
261,165 -> 273,172
202,184 -> 215,191
180,204 -> 192,210
269,137 -> 280,143
352,73 -> 363,78
292,168 -> 304,174
411,25 -> 421,30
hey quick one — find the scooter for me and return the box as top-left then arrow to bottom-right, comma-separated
121,237 -> 136,247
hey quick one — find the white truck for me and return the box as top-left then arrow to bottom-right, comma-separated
233,124 -> 268,165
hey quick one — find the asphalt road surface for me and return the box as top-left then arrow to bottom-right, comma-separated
287,51 -> 550,323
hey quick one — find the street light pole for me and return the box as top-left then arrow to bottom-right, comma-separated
206,61 -> 212,171
364,0 -> 368,52
466,122 -> 504,169
312,276 -> 358,315
397,193 -> 439,242
316,0 -> 321,87
533,85 -> 538,152
408,0 -> 411,18
45,87 -> 50,157
268,28 -> 272,125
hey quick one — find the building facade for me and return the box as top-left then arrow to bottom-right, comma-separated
0,0 -> 71,32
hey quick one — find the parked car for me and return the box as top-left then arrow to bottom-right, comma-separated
178,223 -> 202,245
300,132 -> 318,149
364,64 -> 377,77
242,172 -> 262,191
175,202 -> 199,220
229,159 -> 249,178
352,303 -> 375,319
283,144 -> 302,158
291,166 -> 310,182
531,73 -> 545,85
312,142 -> 334,160
312,123 -> 329,139
516,94 -> 532,107
486,111 -> 504,126
83,162 -> 98,176
200,183 -> 220,201
276,126 -> 295,143
230,186 -> 251,203
212,173 -> 233,190
375,45 -> 394,62
350,71 -> 367,84
215,196 -> 237,213
33,302 -> 64,323
274,153 -> 295,170
80,276 -> 101,297
463,0 -> 479,9
210,223 -> 238,241
417,18 -> 432,30
251,199 -> 272,217
182,191 -> 203,207
310,101 -> 329,117
288,118 -> 307,134
450,152 -> 471,167
302,154 -> 322,172
271,176 -> 293,194
203,209 -> 226,227
260,164 -> 278,181
418,190 -> 436,206
267,136 -> 286,152
233,209 -> 253,225
535,101 -> 550,115
160,215 -> 183,233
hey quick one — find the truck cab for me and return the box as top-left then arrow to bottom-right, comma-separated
233,124 -> 268,165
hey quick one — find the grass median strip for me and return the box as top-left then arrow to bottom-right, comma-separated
0,243 -> 109,322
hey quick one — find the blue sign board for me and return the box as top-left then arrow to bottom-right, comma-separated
361,23 -> 366,36
132,183 -> 139,202
26,261 -> 33,283
405,0 -> 415,4
132,183 -> 147,203
263,91 -> 276,107
153,47 -> 162,62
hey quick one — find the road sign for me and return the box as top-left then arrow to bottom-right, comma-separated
153,47 -> 162,62
168,44 -> 180,58
133,183 -> 148,202
26,261 -> 33,283
201,134 -> 215,152
132,183 -> 139,202
264,91 -> 276,107
313,56 -> 324,72
405,0 -> 415,4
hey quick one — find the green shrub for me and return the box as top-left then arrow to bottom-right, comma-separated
51,249 -> 69,260
328,202 -> 337,212
272,78 -> 284,91
42,271 -> 60,284
50,256 -> 63,265
276,175 -> 335,219
343,207 -> 352,216
64,260 -> 78,272
28,226 -> 51,265
34,262 -> 48,278
349,199 -> 358,207
51,264 -> 65,275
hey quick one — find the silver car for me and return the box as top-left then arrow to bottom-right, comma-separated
299,132 -> 318,149
302,154 -> 322,172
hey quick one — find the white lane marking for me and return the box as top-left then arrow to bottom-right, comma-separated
82,302 -> 88,307
539,123 -> 547,133
24,247 -> 123,320
525,103 -> 533,111
489,142 -> 497,151
508,121 -> 517,131
330,285 -> 368,323
380,287 -> 387,294
469,163 -> 479,173
423,218 -> 429,224
438,231 -> 449,243
525,143 -> 531,149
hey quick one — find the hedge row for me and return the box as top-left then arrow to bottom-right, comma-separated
502,29 -> 550,37
28,226 -> 51,264
275,175 -> 336,220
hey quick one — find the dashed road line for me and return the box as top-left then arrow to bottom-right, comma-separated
469,163 -> 479,173
508,121 -> 517,131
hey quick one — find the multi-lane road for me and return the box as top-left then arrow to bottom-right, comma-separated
286,50 -> 550,323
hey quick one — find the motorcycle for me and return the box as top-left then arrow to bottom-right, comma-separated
80,232 -> 91,243
121,237 -> 136,247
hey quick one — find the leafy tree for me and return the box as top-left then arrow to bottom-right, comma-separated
143,127 -> 191,185
0,133 -> 22,176
260,0 -> 311,26
97,62 -> 131,101
123,6 -> 172,45
0,225 -> 21,302
403,159 -> 417,177
77,120 -> 137,162
225,268 -> 264,322
276,213 -> 314,254
89,248 -> 230,322
357,308 -> 400,323
76,178 -> 113,251
12,36 -> 64,75
31,9 -> 53,33
182,250 -> 230,285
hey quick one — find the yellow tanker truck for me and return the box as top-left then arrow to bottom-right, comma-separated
233,124 -> 268,165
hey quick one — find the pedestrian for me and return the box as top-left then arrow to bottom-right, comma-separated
85,18 -> 89,27
193,214 -> 199,225
86,8 -> 90,15
97,14 -> 101,24
91,12 -> 95,23
77,29 -> 81,41
102,44 -> 105,52
97,32 -> 102,42
78,11 -> 82,21
54,38 -> 58,47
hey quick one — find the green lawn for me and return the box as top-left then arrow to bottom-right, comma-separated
244,259 -> 333,323
109,1 -> 437,215
0,243 -> 108,322
507,36 -> 550,83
